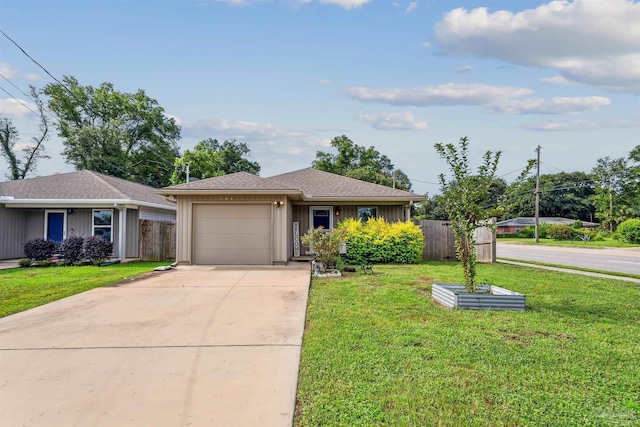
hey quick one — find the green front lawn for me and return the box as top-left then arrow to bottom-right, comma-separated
295,263 -> 640,426
0,262 -> 167,317
498,237 -> 638,248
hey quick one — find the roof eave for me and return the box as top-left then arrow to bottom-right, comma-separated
302,196 -> 427,203
156,189 -> 304,196
1,199 -> 176,211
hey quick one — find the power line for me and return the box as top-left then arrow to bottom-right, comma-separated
0,73 -> 59,122
0,85 -> 40,118
0,28 -> 74,96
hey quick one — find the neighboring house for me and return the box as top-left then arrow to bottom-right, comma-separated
157,168 -> 425,265
496,217 -> 598,234
0,171 -> 176,260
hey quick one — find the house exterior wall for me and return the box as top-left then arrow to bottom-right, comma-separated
175,194 -> 288,265
0,204 -> 28,259
67,208 -> 93,238
139,206 -> 176,222
289,202 -> 408,258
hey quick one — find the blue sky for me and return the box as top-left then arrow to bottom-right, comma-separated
1,0 -> 639,194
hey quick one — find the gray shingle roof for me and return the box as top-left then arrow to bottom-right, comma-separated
0,170 -> 175,208
267,168 -> 423,199
159,168 -> 424,200
162,172 -> 299,191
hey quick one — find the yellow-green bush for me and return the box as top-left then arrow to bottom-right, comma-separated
337,217 -> 424,264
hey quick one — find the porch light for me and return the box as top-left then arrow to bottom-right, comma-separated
335,208 -> 340,216
274,201 -> 283,208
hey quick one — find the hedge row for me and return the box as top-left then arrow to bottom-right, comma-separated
23,236 -> 114,265
337,217 -> 424,265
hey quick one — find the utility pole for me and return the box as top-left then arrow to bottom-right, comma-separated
186,162 -> 190,184
535,145 -> 541,243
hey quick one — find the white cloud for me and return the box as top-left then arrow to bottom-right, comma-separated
405,1 -> 418,14
344,83 -> 532,106
0,98 -> 37,118
457,65 -> 473,74
358,111 -> 428,130
0,63 -> 39,80
166,114 -> 183,126
420,41 -> 431,48
489,96 -> 612,115
318,0 -> 371,9
540,76 -> 569,85
318,79 -> 333,85
183,117 -> 305,140
434,0 -> 640,92
522,118 -> 640,132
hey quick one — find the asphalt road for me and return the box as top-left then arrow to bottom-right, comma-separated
496,243 -> 640,275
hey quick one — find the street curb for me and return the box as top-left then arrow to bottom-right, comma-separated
496,259 -> 640,284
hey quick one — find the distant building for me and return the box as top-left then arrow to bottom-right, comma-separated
496,217 -> 598,234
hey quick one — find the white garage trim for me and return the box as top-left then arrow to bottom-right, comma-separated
192,203 -> 272,265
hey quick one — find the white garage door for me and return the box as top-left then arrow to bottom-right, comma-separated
192,204 -> 272,265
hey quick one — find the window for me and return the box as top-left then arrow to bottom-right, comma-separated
93,209 -> 113,241
358,207 -> 377,222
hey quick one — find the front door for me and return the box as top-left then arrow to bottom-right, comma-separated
46,212 -> 65,243
310,206 -> 333,230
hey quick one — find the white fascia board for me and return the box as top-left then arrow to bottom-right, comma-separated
302,196 -> 427,203
1,199 -> 176,211
155,189 -> 303,196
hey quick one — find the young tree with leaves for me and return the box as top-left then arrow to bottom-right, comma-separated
435,137 -> 533,292
313,135 -> 412,191
171,138 -> 260,184
0,86 -> 50,180
590,148 -> 639,232
44,76 -> 180,188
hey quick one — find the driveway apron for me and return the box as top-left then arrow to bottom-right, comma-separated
0,266 -> 310,427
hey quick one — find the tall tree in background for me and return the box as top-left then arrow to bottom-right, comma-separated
44,76 -> 180,188
312,135 -> 412,191
503,172 -> 596,221
171,139 -> 261,184
591,146 -> 640,231
0,86 -> 50,180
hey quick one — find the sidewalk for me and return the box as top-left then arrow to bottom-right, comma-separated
497,259 -> 640,283
0,259 -> 20,270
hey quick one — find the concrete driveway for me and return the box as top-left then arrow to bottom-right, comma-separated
0,266 -> 310,426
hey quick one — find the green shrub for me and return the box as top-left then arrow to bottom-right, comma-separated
571,220 -> 583,229
539,222 -> 550,238
547,224 -> 576,241
301,227 -> 346,272
617,219 -> 640,244
18,258 -> 32,268
337,217 -> 424,265
517,227 -> 535,238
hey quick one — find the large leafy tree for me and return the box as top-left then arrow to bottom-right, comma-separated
44,76 -> 180,188
591,146 -> 640,231
171,138 -> 260,184
503,171 -> 596,221
0,87 -> 50,180
415,178 -> 507,221
312,135 -> 412,191
435,137 -> 533,292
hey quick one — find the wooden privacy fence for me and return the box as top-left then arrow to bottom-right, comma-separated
139,220 -> 176,262
416,219 -> 496,263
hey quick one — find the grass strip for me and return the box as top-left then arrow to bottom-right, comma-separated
498,257 -> 640,280
295,262 -> 640,426
0,261 -> 167,317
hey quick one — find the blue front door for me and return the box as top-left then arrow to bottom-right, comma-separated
47,212 -> 65,242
